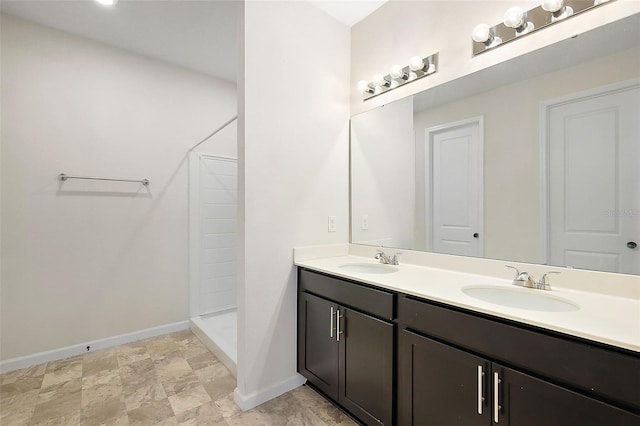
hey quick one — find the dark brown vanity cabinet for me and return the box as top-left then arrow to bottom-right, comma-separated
297,269 -> 394,426
398,295 -> 640,426
297,268 -> 639,425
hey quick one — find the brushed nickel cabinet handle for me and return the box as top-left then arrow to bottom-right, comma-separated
330,307 -> 334,338
477,365 -> 484,415
494,371 -> 501,423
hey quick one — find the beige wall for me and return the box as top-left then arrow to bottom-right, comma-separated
0,15 -> 237,361
414,46 -> 640,264
237,1 -> 350,408
351,0 -> 640,115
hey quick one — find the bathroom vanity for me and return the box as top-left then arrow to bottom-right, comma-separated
299,10 -> 640,426
296,252 -> 640,426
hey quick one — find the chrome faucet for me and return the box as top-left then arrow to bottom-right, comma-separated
375,250 -> 401,265
505,265 -> 536,288
505,266 -> 560,291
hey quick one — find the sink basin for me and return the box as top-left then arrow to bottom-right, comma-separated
462,286 -> 579,312
338,263 -> 399,274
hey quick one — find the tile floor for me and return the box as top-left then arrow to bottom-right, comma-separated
0,330 -> 357,425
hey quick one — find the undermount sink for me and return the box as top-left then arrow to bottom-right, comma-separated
462,285 -> 579,312
338,263 -> 399,274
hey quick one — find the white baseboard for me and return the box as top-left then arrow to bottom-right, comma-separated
0,320 -> 190,374
233,373 -> 306,411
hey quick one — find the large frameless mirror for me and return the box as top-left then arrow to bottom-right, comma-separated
351,14 -> 640,275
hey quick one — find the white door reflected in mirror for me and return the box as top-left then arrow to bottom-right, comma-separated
546,84 -> 640,275
428,118 -> 483,257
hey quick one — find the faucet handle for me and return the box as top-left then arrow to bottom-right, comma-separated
391,252 -> 402,265
505,265 -> 520,278
539,271 -> 560,290
375,249 -> 390,264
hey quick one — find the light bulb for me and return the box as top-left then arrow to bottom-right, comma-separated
390,80 -> 400,89
425,63 -> 436,74
503,7 -> 525,28
504,6 -> 534,35
472,23 -> 502,48
409,56 -> 424,72
373,74 -> 386,87
390,65 -> 404,79
542,0 -> 573,20
541,0 -> 563,12
357,80 -> 370,93
472,24 -> 491,43
95,0 -> 118,5
594,0 -> 610,5
407,72 -> 417,81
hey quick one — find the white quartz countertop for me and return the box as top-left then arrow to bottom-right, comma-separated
295,254 -> 640,353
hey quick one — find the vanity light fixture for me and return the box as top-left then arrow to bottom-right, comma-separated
471,0 -> 616,56
358,52 -> 438,101
95,0 -> 118,5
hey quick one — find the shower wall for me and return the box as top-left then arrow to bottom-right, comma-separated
191,155 -> 238,316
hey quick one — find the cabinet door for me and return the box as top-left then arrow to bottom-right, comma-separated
297,292 -> 339,400
494,364 -> 639,426
398,330 -> 490,426
339,307 -> 394,426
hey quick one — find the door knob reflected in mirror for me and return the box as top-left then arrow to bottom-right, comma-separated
627,241 -> 637,249
473,233 -> 479,238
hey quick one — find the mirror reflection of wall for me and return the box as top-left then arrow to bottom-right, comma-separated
351,97 -> 415,248
351,16 -> 640,275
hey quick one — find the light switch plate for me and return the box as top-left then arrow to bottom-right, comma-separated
361,215 -> 369,230
328,216 -> 336,232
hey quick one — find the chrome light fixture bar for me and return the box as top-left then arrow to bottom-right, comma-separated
472,0 -> 615,56
358,52 -> 438,101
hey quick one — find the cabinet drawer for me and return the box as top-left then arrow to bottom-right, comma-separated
398,294 -> 640,412
298,268 -> 394,320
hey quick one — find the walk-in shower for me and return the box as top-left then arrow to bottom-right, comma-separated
188,117 -> 238,376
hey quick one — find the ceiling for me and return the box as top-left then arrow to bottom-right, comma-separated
0,0 -> 387,83
307,0 -> 386,26
1,0 -> 241,82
